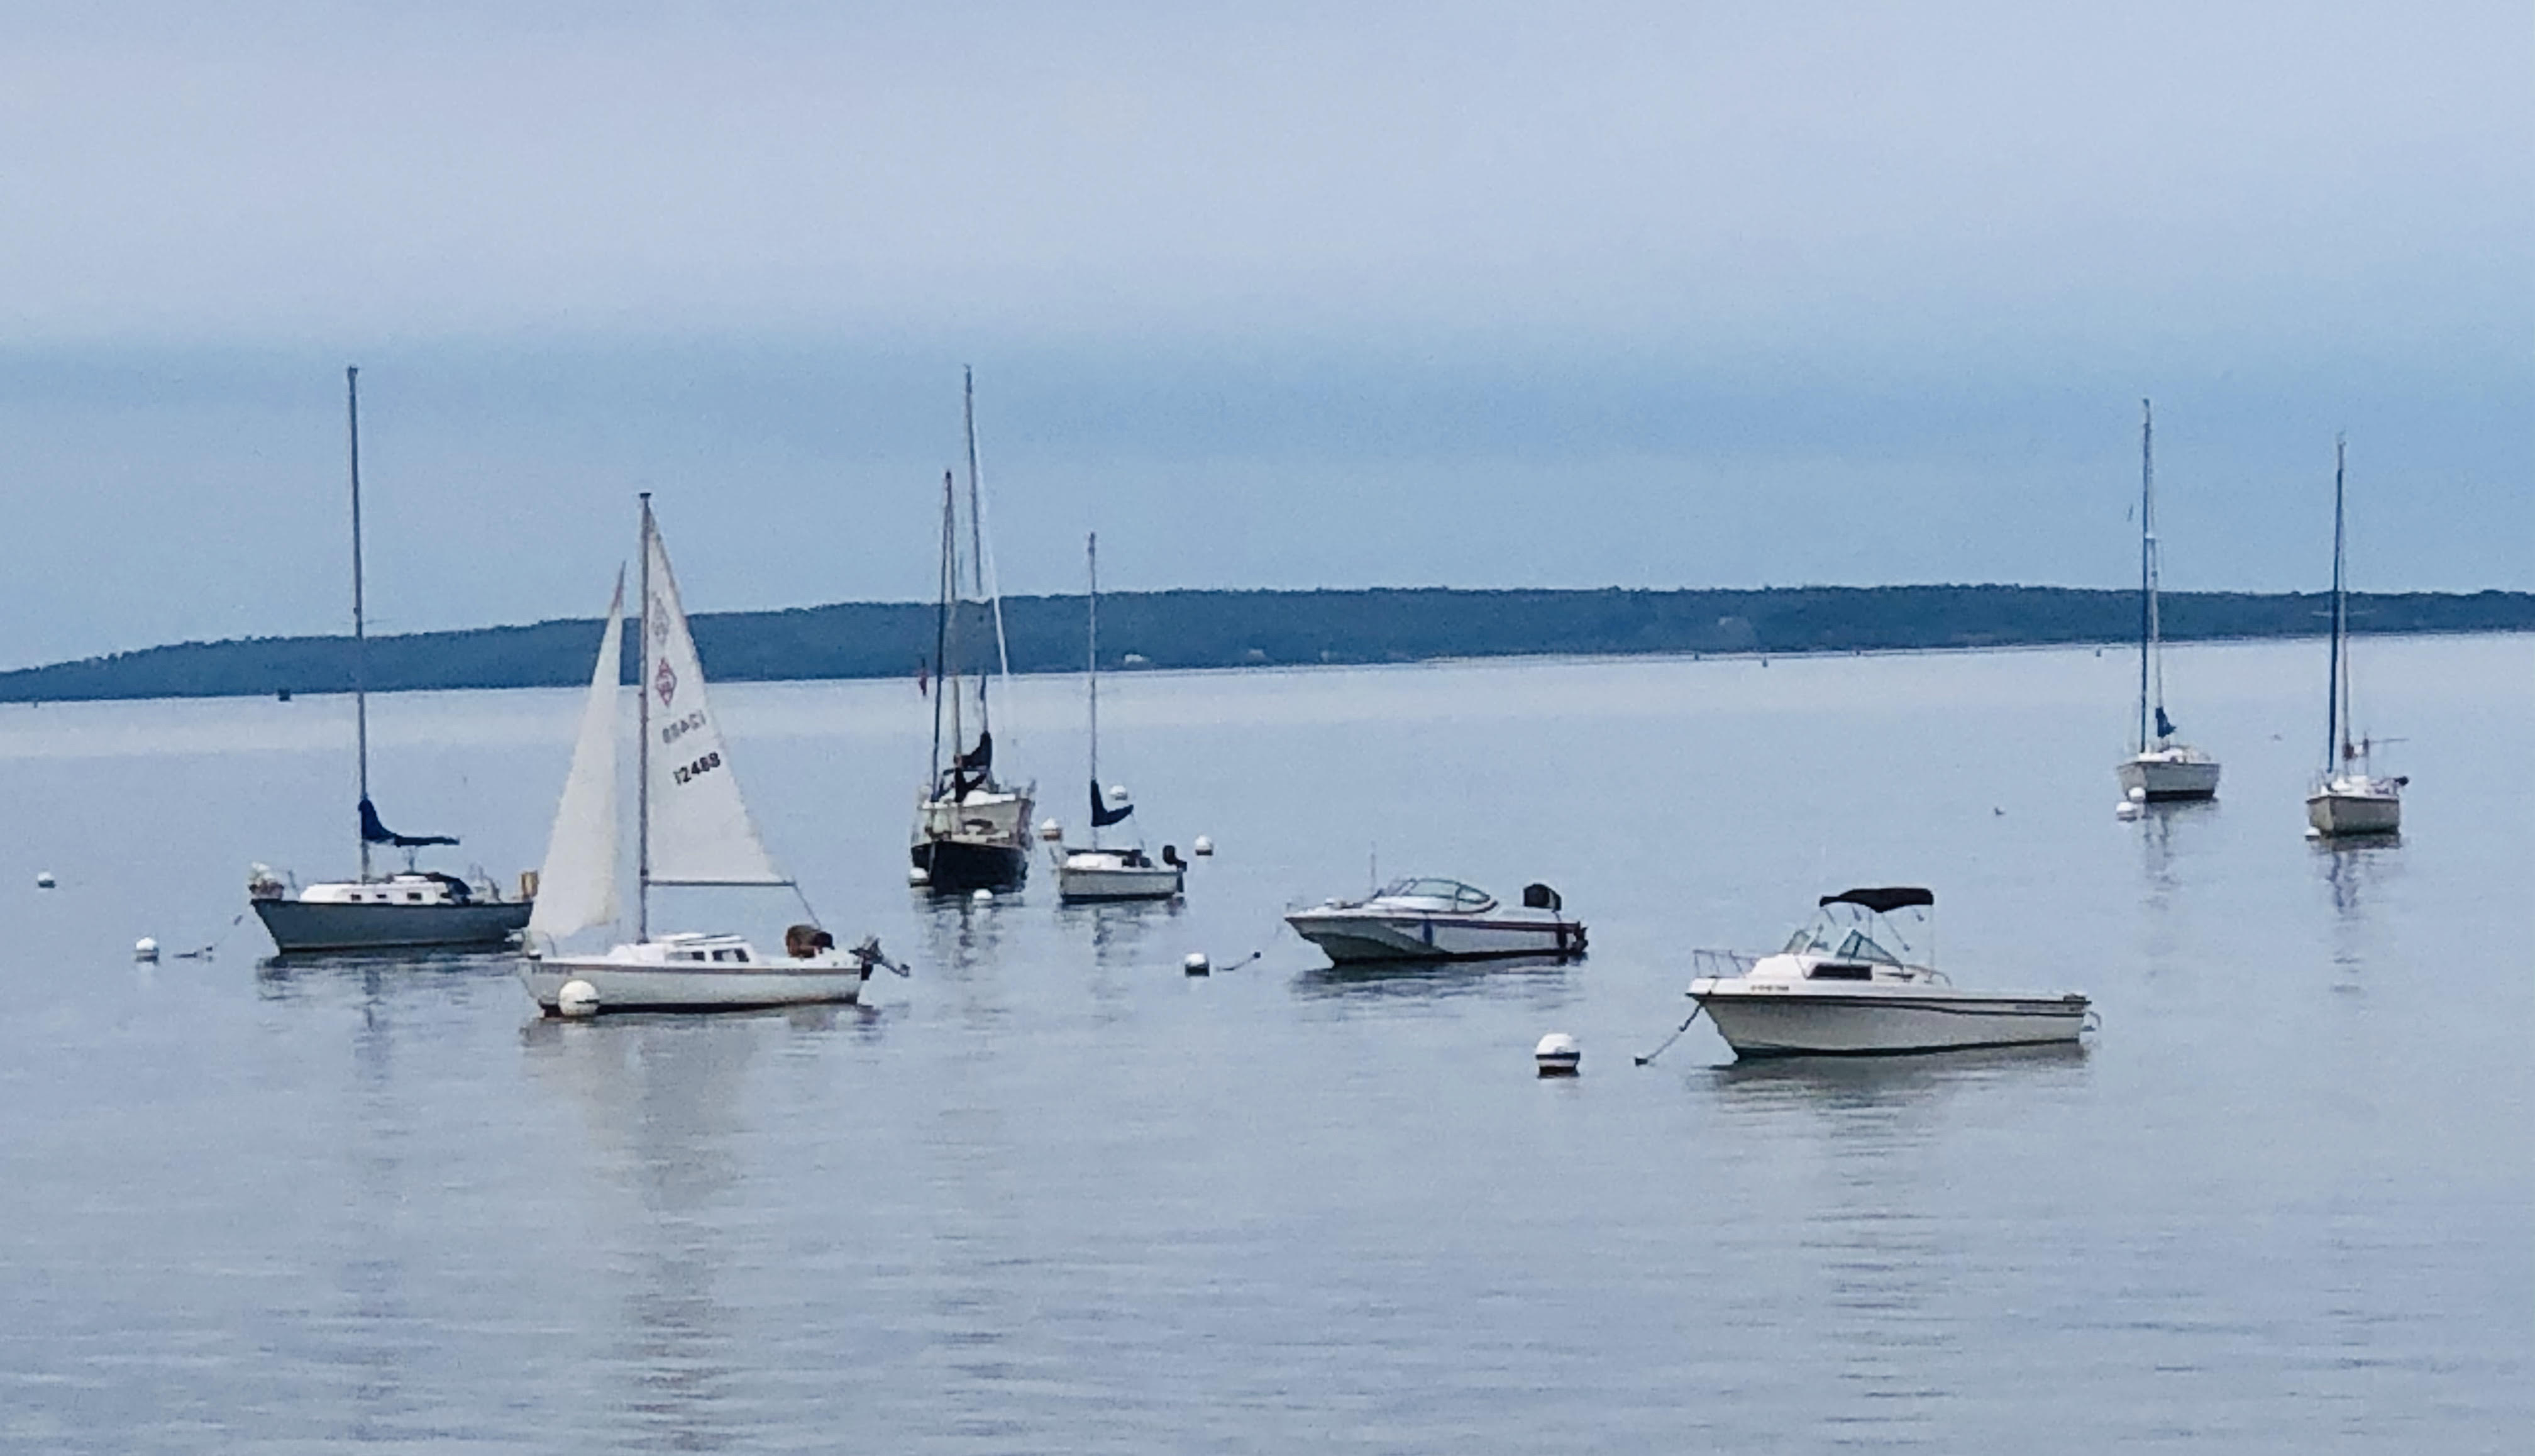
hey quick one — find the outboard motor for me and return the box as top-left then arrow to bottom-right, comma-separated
1522,883 -> 1562,912
1163,844 -> 1185,869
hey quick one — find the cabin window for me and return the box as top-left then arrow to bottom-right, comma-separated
729,949 -> 749,963
406,892 -> 422,903
1808,962 -> 1874,981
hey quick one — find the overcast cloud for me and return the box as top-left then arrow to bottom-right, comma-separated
1,3 -> 2526,667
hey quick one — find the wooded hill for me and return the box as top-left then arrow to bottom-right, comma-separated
4,585 -> 2529,703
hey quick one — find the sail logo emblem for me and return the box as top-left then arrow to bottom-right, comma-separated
654,658 -> 678,707
649,597 -> 672,647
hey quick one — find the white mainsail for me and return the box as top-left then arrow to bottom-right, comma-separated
527,576 -> 625,942
641,521 -> 787,886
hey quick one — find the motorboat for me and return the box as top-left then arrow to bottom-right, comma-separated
2115,400 -> 2222,803
1686,888 -> 2091,1057
1285,878 -> 1585,963
2304,436 -> 2405,840
1050,531 -> 1185,903
910,370 -> 1035,893
518,495 -> 897,1015
253,367 -> 531,954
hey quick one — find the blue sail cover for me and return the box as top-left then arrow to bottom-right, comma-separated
360,797 -> 459,849
2155,706 -> 2177,739
1090,779 -> 1134,828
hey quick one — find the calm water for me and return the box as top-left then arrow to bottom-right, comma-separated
1,636 -> 2528,1452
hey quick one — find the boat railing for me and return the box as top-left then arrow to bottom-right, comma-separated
1691,947 -> 1757,979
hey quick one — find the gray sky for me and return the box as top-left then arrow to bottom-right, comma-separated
1,2 -> 2526,668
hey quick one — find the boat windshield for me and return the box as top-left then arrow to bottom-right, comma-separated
1378,878 -> 1495,910
1782,910 -> 1909,964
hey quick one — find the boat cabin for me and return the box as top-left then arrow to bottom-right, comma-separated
288,872 -> 480,907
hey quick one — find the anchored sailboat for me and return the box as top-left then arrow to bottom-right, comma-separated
910,368 -> 1036,893
1052,532 -> 1185,902
2305,437 -> 2405,839
518,495 -> 897,1013
250,367 -> 533,954
2116,399 -> 2221,803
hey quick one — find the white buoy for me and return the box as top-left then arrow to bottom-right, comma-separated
2114,802 -> 2142,820
1038,817 -> 1064,842
2126,785 -> 2148,803
36,871 -> 56,890
1191,836 -> 1214,857
907,866 -> 931,886
1183,952 -> 1211,976
556,979 -> 600,1018
1106,783 -> 1130,805
972,887 -> 994,903
1535,1032 -> 1581,1077
133,937 -> 159,961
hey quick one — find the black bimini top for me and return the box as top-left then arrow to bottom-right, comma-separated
1819,886 -> 1935,913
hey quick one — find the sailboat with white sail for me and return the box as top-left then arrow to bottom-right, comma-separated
2116,399 -> 2221,802
251,367 -> 533,954
910,368 -> 1036,893
2306,437 -> 2405,839
518,495 -> 898,1013
1052,532 -> 1185,902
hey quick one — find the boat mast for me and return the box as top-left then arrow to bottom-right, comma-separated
2137,399 -> 2153,753
637,492 -> 653,941
932,472 -> 958,802
963,368 -> 991,740
1086,532 -> 1101,849
346,365 -> 372,882
2326,436 -> 2346,774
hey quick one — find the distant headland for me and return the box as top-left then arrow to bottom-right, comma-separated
3,585 -> 2530,705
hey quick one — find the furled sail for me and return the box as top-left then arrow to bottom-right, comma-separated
643,521 -> 787,886
527,576 -> 625,942
1090,779 -> 1134,827
358,797 -> 458,848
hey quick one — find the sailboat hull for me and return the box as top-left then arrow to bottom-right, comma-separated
2306,786 -> 2401,838
255,897 -> 531,954
2116,753 -> 2222,802
521,956 -> 869,1013
912,839 -> 1030,893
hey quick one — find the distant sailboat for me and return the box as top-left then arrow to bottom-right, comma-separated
517,495 -> 896,1013
2305,437 -> 2405,839
910,368 -> 1036,893
250,367 -> 533,953
1052,532 -> 1185,902
2116,399 -> 2220,803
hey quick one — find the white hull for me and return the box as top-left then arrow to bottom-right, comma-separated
2116,751 -> 2221,802
1056,854 -> 1183,902
1285,909 -> 1583,962
1691,981 -> 2089,1057
2307,785 -> 2400,837
521,951 -> 868,1013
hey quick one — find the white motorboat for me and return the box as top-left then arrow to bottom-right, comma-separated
518,496 -> 897,1015
253,367 -> 531,954
1687,888 -> 2091,1058
2304,436 -> 2405,840
1051,532 -> 1185,903
911,369 -> 1036,893
2115,400 -> 2221,802
1285,878 -> 1585,963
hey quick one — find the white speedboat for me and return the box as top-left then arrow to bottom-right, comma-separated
517,497 -> 896,1016
1285,878 -> 1585,963
910,370 -> 1036,894
2304,436 -> 2405,841
1686,888 -> 2090,1058
2114,400 -> 2221,803
253,368 -> 532,954
1050,532 -> 1185,903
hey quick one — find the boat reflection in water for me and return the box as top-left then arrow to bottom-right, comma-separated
1293,951 -> 1581,1003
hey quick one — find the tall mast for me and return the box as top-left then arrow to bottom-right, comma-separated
942,470 -> 963,774
2326,437 -> 2347,773
963,367 -> 990,737
929,470 -> 954,793
637,492 -> 654,941
1086,532 -> 1101,849
346,365 -> 372,881
2137,399 -> 2153,752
